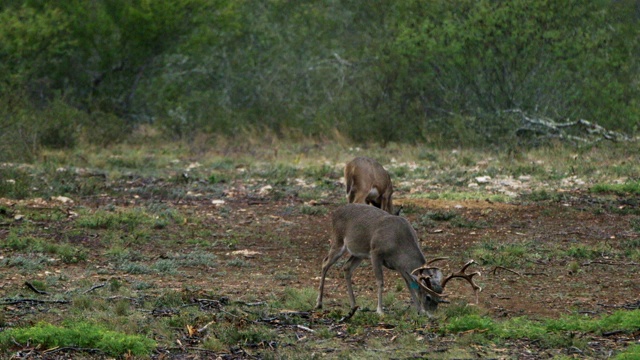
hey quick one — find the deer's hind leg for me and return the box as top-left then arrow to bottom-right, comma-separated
315,244 -> 347,309
342,256 -> 364,310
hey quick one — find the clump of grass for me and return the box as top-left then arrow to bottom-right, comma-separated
227,258 -> 250,267
280,287 -> 317,310
0,322 -> 156,357
0,255 -> 48,271
77,208 -> 152,231
565,244 -> 604,260
470,239 -> 538,267
425,210 -> 458,221
216,324 -> 278,347
208,171 -> 231,184
520,190 -> 563,202
175,251 -> 217,267
616,345 -> 640,359
0,167 -> 33,199
118,261 -> 152,274
590,181 -> 640,195
300,204 -> 328,216
154,291 -> 186,308
445,314 -> 495,333
152,259 -> 179,275
444,310 -> 640,349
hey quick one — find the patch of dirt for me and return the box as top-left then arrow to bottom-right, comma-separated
1,187 -> 639,358
202,193 -> 640,320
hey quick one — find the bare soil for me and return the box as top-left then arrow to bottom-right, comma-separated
1,185 -> 640,359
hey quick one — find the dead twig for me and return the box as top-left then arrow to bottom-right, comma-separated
25,281 -> 50,295
1,298 -> 69,305
523,272 -> 549,277
197,320 -> 216,333
490,266 -> 522,277
42,346 -> 103,356
296,324 -> 315,333
83,283 -> 106,294
581,260 -> 640,267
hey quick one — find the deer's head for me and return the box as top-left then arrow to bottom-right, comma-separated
411,259 -> 482,314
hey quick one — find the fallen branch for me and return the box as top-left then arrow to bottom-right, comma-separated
523,272 -> 549,277
83,283 -> 106,294
295,324 -> 315,333
1,298 -> 69,305
505,109 -> 633,143
581,260 -> 640,267
197,320 -> 216,333
490,266 -> 522,277
25,281 -> 50,295
43,346 -> 103,356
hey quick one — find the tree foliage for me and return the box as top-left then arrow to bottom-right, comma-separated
1,0 -> 639,157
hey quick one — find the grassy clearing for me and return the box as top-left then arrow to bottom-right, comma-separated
1,140 -> 640,358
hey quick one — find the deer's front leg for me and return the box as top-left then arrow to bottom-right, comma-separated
370,254 -> 385,315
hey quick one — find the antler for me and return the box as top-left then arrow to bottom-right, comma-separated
410,266 -> 443,299
410,257 -> 448,276
441,260 -> 482,304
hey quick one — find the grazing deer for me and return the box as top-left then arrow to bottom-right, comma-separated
344,157 -> 398,215
315,204 -> 481,315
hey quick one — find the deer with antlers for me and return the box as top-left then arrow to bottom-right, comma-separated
315,204 -> 481,315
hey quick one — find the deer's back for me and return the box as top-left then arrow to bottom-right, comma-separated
345,157 -> 391,190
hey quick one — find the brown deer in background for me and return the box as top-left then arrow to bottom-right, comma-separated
344,157 -> 398,214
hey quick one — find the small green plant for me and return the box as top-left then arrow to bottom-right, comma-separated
216,324 -> 278,346
227,258 -> 249,267
471,239 -> 537,267
281,287 -> 317,310
300,204 -> 328,216
118,261 -> 152,274
77,208 -> 151,231
0,167 -> 33,199
176,251 -> 217,267
1,255 -> 48,271
426,210 -> 458,221
445,314 -> 495,333
565,245 -> 601,260
152,259 -> 179,274
208,171 -> 230,184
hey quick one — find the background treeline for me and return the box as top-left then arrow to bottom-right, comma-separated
1,0 -> 639,160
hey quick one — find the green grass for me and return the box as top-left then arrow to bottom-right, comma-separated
0,322 -> 156,357
76,208 -> 153,231
591,181 -> 640,195
616,345 -> 640,360
445,310 -> 640,349
2,229 -> 87,264
300,204 -> 328,215
470,239 -> 541,267
3,141 -> 640,359
411,191 -> 511,202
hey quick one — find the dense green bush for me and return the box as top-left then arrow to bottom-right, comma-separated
1,0 -> 638,157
